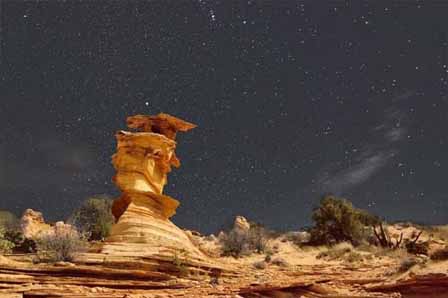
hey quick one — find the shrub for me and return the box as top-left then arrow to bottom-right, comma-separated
35,226 -> 87,262
398,257 -> 418,273
220,224 -> 268,257
68,196 -> 114,241
345,251 -> 363,263
264,250 -> 273,263
248,225 -> 268,253
0,210 -> 19,231
316,242 -> 353,260
405,240 -> 429,256
171,251 -> 189,276
430,247 -> 448,261
4,229 -> 36,253
0,227 -> 14,254
0,211 -> 35,253
253,260 -> 266,270
309,194 -> 380,246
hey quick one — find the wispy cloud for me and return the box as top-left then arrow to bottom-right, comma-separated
0,138 -> 95,189
315,92 -> 414,193
317,150 -> 396,193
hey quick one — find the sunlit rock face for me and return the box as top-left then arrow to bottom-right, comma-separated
102,113 -> 207,260
20,209 -> 52,239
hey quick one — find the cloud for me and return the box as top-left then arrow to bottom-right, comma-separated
0,138 -> 95,190
36,139 -> 94,170
385,127 -> 406,142
315,92 -> 414,193
317,150 -> 396,193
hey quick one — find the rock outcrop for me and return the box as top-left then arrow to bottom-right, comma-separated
101,113 -> 219,273
20,209 -> 51,239
233,216 -> 251,234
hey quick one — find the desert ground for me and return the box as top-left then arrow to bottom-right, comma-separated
0,214 -> 448,298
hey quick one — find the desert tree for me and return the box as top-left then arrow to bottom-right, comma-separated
309,194 -> 380,246
68,195 -> 115,241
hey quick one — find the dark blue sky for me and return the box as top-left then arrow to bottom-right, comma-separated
1,1 -> 447,233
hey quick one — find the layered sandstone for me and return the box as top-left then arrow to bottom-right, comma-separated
101,113 -> 216,269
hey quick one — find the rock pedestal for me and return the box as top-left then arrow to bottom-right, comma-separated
101,114 -> 214,269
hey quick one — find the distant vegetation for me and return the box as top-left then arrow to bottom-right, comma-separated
68,195 -> 115,241
309,194 -> 380,246
0,210 -> 35,253
0,227 -> 14,254
0,210 -> 19,231
220,223 -> 268,257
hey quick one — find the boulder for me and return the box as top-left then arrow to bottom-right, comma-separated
20,209 -> 51,239
233,216 -> 250,234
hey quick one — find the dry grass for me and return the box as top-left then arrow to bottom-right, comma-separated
316,242 -> 354,261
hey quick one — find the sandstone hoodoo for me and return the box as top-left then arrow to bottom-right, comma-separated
101,113 -> 217,271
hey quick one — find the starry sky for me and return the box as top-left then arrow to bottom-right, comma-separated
1,1 -> 447,233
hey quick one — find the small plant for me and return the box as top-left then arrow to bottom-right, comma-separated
4,229 -> 36,253
220,224 -> 269,257
210,268 -> 222,285
405,240 -> 429,256
316,242 -> 353,260
264,250 -> 273,263
345,251 -> 363,263
372,223 -> 403,249
220,229 -> 248,257
171,251 -> 189,276
398,257 -> 418,273
35,226 -> 87,262
253,260 -> 266,270
0,227 -> 14,254
430,247 -> 448,261
248,225 -> 268,253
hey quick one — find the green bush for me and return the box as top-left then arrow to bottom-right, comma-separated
4,229 -> 36,253
68,196 -> 114,241
310,194 -> 380,246
0,211 -> 34,253
0,227 -> 15,254
35,226 -> 87,262
0,210 -> 19,231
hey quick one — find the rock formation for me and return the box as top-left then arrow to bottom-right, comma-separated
20,209 -> 52,239
233,216 -> 251,234
101,113 -> 217,271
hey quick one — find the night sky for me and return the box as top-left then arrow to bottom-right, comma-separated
1,1 -> 447,234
